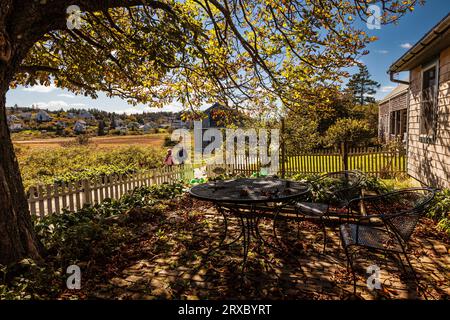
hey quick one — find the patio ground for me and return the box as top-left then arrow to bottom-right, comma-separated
77,195 -> 450,300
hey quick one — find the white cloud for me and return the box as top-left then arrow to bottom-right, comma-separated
22,84 -> 55,93
381,86 -> 396,92
58,93 -> 75,99
400,43 -> 413,49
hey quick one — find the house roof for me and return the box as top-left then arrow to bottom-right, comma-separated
203,102 -> 224,115
378,84 -> 409,104
389,12 -> 450,73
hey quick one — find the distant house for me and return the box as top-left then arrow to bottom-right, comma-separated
202,103 -> 224,128
142,122 -> 157,133
19,112 -> 32,121
35,110 -> 52,122
114,119 -> 124,128
387,12 -> 450,188
159,123 -> 171,129
9,123 -> 23,132
115,126 -> 128,134
171,119 -> 190,129
66,112 -> 76,119
378,84 -> 409,143
73,120 -> 87,133
79,110 -> 95,120
6,115 -> 19,124
201,103 -> 242,128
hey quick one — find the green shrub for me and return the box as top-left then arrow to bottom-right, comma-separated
427,189 -> 450,235
75,134 -> 90,145
163,136 -> 177,147
359,175 -> 391,194
1,183 -> 184,300
290,172 -> 391,202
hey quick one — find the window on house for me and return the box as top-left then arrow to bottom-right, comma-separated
420,64 -> 438,138
389,109 -> 407,138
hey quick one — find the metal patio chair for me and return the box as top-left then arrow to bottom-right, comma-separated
339,187 -> 436,294
291,170 -> 366,252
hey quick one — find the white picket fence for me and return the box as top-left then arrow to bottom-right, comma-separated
30,148 -> 400,218
28,164 -> 197,218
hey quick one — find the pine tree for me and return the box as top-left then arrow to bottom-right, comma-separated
346,65 -> 380,105
110,117 -> 117,130
98,120 -> 106,136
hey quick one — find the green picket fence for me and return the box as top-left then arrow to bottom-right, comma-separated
222,147 -> 407,178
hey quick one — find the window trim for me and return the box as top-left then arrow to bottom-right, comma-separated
419,59 -> 439,143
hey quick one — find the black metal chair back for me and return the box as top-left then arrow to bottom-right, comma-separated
350,188 -> 435,242
321,171 -> 364,205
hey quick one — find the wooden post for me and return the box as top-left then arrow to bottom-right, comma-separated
281,118 -> 286,178
83,179 -> 92,205
341,142 -> 349,172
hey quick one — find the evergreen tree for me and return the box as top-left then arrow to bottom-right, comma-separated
110,117 -> 117,130
98,120 -> 106,136
346,65 -> 380,105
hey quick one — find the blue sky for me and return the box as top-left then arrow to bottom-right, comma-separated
6,0 -> 450,114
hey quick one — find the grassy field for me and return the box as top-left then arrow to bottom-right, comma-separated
13,134 -> 168,190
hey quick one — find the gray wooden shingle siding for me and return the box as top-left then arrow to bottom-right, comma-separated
407,46 -> 450,188
378,86 -> 408,142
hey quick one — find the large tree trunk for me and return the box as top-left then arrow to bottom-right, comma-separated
0,63 -> 43,266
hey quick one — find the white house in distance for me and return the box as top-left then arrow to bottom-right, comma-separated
115,125 -> 128,134
7,114 -> 23,132
79,110 -> 95,120
19,112 -> 32,121
6,114 -> 19,123
35,110 -> 52,122
9,123 -> 23,132
73,120 -> 87,133
387,13 -> 450,188
142,122 -> 157,133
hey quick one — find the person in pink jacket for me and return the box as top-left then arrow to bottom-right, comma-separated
163,149 -> 174,166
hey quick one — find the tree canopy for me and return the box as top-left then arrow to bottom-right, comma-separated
0,0 -> 422,265
12,0 -> 418,113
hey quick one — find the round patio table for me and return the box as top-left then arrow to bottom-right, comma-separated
189,177 -> 309,271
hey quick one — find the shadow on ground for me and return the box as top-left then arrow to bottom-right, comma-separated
77,195 -> 450,300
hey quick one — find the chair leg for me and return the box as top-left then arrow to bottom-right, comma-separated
320,216 -> 327,254
395,252 -> 408,274
349,251 -> 357,295
403,251 -> 420,285
342,241 -> 357,295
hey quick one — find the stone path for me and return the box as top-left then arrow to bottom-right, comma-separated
89,199 -> 450,300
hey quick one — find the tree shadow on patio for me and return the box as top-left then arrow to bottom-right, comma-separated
84,196 -> 449,300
